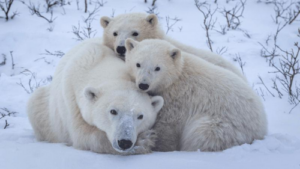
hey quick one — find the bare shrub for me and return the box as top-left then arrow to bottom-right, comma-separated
222,0 -> 246,30
16,69 -> 51,94
42,50 -> 64,58
271,0 -> 298,24
0,108 -> 18,129
258,27 -> 300,113
35,49 -> 64,64
270,43 -> 300,97
195,0 -> 218,52
257,0 -> 300,113
259,21 -> 288,63
0,108 -> 17,120
0,0 -> 19,21
262,0 -> 300,25
146,5 -> 159,16
288,2 -> 300,25
233,53 -> 246,74
165,16 -> 181,34
84,3 -> 101,23
27,2 -> 57,23
72,21 -> 97,41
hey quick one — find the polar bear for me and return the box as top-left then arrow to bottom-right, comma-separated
100,13 -> 246,81
27,40 -> 164,155
124,38 -> 267,152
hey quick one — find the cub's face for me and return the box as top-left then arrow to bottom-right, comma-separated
125,39 -> 183,94
83,87 -> 164,153
100,13 -> 163,59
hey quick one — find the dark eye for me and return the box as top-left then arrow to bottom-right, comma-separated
155,67 -> 160,71
137,115 -> 143,120
110,109 -> 117,115
136,63 -> 141,68
113,32 -> 118,36
132,32 -> 139,36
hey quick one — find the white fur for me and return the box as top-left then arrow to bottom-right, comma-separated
125,39 -> 267,152
100,13 -> 246,81
27,39 -> 164,155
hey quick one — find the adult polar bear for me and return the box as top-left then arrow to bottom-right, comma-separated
27,39 -> 164,155
125,39 -> 267,151
100,13 -> 246,81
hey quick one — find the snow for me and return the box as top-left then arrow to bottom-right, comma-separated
0,0 -> 300,168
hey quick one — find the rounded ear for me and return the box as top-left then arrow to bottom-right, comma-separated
100,16 -> 111,28
151,96 -> 164,114
84,87 -> 99,101
125,38 -> 139,52
146,14 -> 158,26
169,48 -> 181,60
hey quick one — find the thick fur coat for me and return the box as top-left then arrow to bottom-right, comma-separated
125,39 -> 267,151
27,39 -> 164,155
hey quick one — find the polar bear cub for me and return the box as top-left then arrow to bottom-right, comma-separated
27,40 -> 164,155
124,38 -> 267,152
100,13 -> 246,81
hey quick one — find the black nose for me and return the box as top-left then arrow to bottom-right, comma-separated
118,139 -> 133,150
116,46 -> 126,55
139,83 -> 149,90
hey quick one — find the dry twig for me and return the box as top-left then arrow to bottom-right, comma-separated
0,0 -> 19,21
195,0 -> 218,52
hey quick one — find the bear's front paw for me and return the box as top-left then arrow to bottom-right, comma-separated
135,129 -> 157,153
124,130 -> 157,155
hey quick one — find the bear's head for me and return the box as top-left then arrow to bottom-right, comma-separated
100,13 -> 164,59
125,38 -> 184,94
82,85 -> 164,153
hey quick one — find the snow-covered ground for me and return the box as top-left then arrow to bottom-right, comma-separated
0,0 -> 299,168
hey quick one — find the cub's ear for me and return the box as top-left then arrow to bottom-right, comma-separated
169,48 -> 181,60
100,16 -> 111,28
151,96 -> 164,114
84,87 -> 100,101
125,38 -> 139,52
146,14 -> 158,26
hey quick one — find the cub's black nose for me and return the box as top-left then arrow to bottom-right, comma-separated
116,46 -> 126,55
139,83 -> 149,90
118,139 -> 133,150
